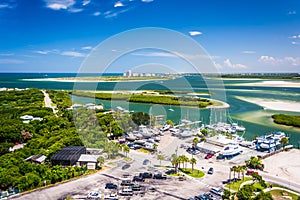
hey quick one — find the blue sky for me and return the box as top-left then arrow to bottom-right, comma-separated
0,0 -> 300,73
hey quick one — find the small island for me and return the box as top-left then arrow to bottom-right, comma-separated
71,90 -> 229,109
272,114 -> 300,128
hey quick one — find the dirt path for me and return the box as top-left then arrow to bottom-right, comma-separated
41,90 -> 58,114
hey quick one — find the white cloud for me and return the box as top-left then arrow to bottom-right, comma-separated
259,55 -> 276,64
292,41 -> 300,45
0,59 -> 24,64
61,51 -> 86,57
242,51 -> 256,54
132,51 -> 176,58
82,0 -> 90,6
45,0 -> 75,10
141,0 -> 154,2
68,8 -> 83,13
0,53 -> 14,56
82,46 -> 93,50
0,4 -> 9,9
114,1 -> 124,7
289,34 -> 300,39
189,31 -> 202,36
224,59 -> 247,69
287,11 -> 296,15
93,11 -> 101,16
35,50 -> 50,55
259,55 -> 300,66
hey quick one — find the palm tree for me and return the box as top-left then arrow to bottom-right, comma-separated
157,154 -> 165,166
190,158 -> 197,172
171,154 -> 179,173
231,166 -> 237,179
240,165 -> 247,180
123,145 -> 130,157
280,137 -> 289,150
193,137 -> 199,147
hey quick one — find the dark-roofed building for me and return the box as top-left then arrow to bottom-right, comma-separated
51,146 -> 86,166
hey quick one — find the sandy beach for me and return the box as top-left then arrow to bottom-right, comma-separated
231,80 -> 300,88
236,96 -> 300,112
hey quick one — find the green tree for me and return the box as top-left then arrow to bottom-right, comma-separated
123,145 -> 130,157
222,189 -> 231,200
254,191 -> 273,200
157,154 -> 165,166
97,156 -> 105,167
192,137 -> 199,147
236,184 -> 255,200
166,120 -> 175,126
190,158 -> 197,172
280,137 -> 289,150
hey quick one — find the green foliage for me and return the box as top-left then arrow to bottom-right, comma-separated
72,91 -> 213,108
236,184 -> 255,200
254,191 -> 273,200
0,89 -> 84,192
272,114 -> 300,127
131,112 -> 150,125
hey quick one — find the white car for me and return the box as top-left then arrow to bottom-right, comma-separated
87,192 -> 101,199
104,193 -> 119,199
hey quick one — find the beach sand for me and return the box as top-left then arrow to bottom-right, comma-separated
236,96 -> 300,112
231,80 -> 300,88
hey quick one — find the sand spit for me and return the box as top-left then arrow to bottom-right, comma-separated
236,96 -> 300,113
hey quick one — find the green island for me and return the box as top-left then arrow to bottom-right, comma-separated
272,114 -> 300,128
72,90 -> 215,108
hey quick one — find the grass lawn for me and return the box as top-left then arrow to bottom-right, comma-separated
270,189 -> 300,200
137,148 -> 151,154
225,177 -> 252,191
179,168 -> 205,178
123,157 -> 132,162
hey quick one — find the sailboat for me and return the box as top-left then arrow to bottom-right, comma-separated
168,105 -> 174,111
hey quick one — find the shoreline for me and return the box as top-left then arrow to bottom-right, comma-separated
230,80 -> 300,88
22,77 -> 172,83
236,96 -> 300,112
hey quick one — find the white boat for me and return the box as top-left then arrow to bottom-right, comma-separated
179,128 -> 198,138
138,125 -> 154,138
231,123 -> 246,132
272,131 -> 286,140
260,139 -> 280,149
168,108 -> 174,111
220,143 -> 243,156
160,124 -> 171,131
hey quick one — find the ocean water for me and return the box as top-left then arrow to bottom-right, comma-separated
1,73 -> 300,146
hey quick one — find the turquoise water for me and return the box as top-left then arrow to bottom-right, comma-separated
1,73 -> 300,146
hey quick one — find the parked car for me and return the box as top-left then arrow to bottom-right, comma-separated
104,193 -> 118,200
105,183 -> 118,190
165,169 -> 176,175
153,173 -> 167,179
87,192 -> 101,199
132,176 -> 145,182
121,164 -> 130,170
246,170 -> 258,175
207,167 -> 214,175
139,172 -> 153,178
120,179 -> 134,186
195,195 -> 208,200
119,188 -> 133,196
210,187 -> 223,196
205,154 -> 212,159
143,159 -> 150,165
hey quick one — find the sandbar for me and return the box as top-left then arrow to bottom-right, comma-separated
231,80 -> 300,88
236,96 -> 300,112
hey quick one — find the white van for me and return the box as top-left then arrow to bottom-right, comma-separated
210,187 -> 223,196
